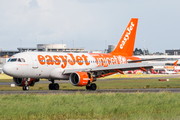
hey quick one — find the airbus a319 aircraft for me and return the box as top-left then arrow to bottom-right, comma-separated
2,18 -> 162,91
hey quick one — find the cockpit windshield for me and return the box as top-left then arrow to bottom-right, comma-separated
21,58 -> 25,62
10,58 -> 17,62
7,58 -> 11,62
8,58 -> 26,62
17,58 -> 21,62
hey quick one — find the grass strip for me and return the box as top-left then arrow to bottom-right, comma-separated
0,93 -> 180,120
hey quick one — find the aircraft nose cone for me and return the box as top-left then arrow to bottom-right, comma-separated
2,64 -> 12,76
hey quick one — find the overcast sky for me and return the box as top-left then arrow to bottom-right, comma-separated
0,0 -> 179,53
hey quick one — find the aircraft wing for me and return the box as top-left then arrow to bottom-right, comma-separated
127,58 -> 165,63
63,62 -> 165,74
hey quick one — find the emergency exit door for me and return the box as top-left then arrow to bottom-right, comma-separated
31,55 -> 38,69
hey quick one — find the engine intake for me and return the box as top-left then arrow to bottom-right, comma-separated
70,72 -> 94,86
13,77 -> 39,86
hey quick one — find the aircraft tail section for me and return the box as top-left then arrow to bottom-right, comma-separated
110,18 -> 138,56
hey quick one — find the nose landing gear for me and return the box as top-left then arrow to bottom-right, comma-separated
22,86 -> 29,91
22,78 -> 30,91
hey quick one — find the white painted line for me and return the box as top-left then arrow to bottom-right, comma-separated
11,84 -> 15,87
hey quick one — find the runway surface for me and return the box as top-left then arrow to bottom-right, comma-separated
1,88 -> 180,94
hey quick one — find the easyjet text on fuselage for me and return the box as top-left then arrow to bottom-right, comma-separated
37,53 -> 128,69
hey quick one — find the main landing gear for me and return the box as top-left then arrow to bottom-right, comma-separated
49,80 -> 59,90
86,83 -> 97,91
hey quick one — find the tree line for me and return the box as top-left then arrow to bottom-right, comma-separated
133,48 -> 149,55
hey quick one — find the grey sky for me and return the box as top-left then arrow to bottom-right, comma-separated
0,0 -> 179,53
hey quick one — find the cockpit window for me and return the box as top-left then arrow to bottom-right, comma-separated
17,58 -> 22,62
7,58 -> 11,62
8,58 -> 25,62
21,58 -> 25,62
10,58 -> 17,62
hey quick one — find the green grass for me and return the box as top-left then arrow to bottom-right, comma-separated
98,78 -> 180,89
102,73 -> 170,79
0,74 -> 13,82
1,74 -> 180,119
0,93 -> 180,120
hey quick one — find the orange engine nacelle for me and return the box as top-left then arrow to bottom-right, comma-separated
69,72 -> 94,86
13,77 -> 39,86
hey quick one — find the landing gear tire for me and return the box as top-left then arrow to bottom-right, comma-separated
49,83 -> 59,90
22,86 -> 29,91
90,83 -> 97,91
86,86 -> 91,90
30,81 -> 35,86
49,83 -> 54,90
54,83 -> 59,90
86,83 -> 97,91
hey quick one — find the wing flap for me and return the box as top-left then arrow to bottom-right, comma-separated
63,62 -> 165,74
127,58 -> 165,63
91,62 -> 164,72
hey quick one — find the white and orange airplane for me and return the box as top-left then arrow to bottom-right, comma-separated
2,18 -> 163,91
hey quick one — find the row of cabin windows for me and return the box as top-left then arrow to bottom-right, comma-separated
39,60 -> 116,64
142,58 -> 180,61
7,58 -> 116,64
165,63 -> 180,66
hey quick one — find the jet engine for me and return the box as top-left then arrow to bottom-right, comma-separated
70,72 -> 95,86
13,77 -> 39,86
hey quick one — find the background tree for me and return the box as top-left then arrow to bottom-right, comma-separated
133,48 -> 143,55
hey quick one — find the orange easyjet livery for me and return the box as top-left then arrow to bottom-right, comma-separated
2,18 -> 163,91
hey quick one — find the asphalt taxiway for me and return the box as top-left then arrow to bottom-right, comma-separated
0,88 -> 180,94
